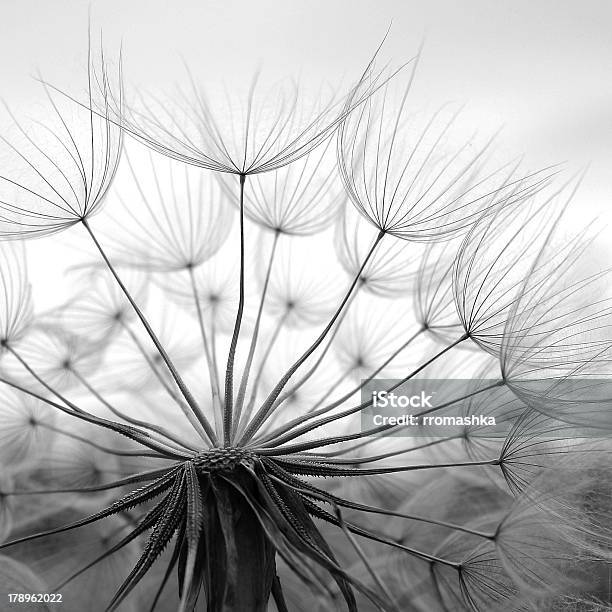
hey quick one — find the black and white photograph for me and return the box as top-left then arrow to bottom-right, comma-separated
0,1 -> 611,610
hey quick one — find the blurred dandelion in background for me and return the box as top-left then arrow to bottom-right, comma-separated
0,18 -> 610,612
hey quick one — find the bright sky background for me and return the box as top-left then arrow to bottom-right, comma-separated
1,0 -> 611,303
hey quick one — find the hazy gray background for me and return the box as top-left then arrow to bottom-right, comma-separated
1,0 -> 611,300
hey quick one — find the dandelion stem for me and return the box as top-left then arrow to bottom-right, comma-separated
120,320 -> 195,418
187,265 -> 222,432
269,295 -> 356,415
256,333 -> 467,449
347,521 -> 460,569
70,367 -> 196,453
256,326 -> 425,446
3,465 -> 177,496
413,379 -> 505,419
4,344 -> 85,411
210,318 -> 221,384
271,574 -> 290,612
274,455 -> 500,473
289,381 -> 503,459
0,373 -> 185,458
81,218 -> 218,446
240,229 -> 386,444
309,366 -> 355,414
309,434 -> 462,463
274,473 -> 461,569
39,421 -> 169,459
232,229 -> 280,440
236,311 -> 289,439
336,496 -> 495,540
223,172 -> 246,446
332,504 -> 399,611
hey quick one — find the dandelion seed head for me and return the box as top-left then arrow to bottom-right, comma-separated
104,64 -> 383,176
335,203 -> 427,298
453,179 -> 574,352
218,137 -> 345,235
0,33 -> 609,612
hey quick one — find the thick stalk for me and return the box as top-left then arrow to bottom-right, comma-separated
205,472 -> 276,611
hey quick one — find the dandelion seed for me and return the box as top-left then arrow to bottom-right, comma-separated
41,264 -> 149,346
100,146 -> 234,272
414,238 -> 466,344
0,240 -> 32,350
262,235 -> 343,330
218,137 -> 344,235
1,325 -> 102,394
453,178 -> 576,354
0,388 -> 55,469
99,48 -> 401,177
0,41 -> 122,239
335,204 -> 428,299
154,244 -> 242,335
333,298 -> 415,382
336,60 -> 548,242
91,302 -> 202,395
